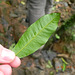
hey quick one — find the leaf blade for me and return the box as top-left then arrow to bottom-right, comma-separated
12,13 -> 60,58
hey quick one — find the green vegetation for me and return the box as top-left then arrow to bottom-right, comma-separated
57,14 -> 75,41
46,60 -> 53,68
12,13 -> 60,58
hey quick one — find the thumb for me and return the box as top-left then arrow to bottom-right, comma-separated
0,44 -> 15,63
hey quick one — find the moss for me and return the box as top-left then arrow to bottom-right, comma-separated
57,14 -> 75,42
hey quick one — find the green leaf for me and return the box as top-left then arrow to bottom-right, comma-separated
62,63 -> 66,72
61,58 -> 68,65
50,71 -> 54,75
9,43 -> 15,50
48,60 -> 53,68
55,34 -> 60,39
12,13 -> 60,58
46,60 -> 53,68
46,64 -> 51,68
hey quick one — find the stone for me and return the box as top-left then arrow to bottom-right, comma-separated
12,68 -> 25,75
64,2 -> 68,7
26,61 -> 32,67
54,58 -> 62,71
56,72 -> 71,75
32,52 -> 42,59
41,50 -> 49,61
9,13 -> 18,18
47,50 -> 57,60
25,67 -> 45,75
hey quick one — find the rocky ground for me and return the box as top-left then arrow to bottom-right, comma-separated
0,0 -> 75,75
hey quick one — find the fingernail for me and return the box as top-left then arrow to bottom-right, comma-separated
1,48 -> 15,63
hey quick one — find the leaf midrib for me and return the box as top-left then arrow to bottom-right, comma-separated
16,16 -> 56,55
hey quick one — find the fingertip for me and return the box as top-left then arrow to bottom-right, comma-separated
0,49 -> 15,63
10,56 -> 21,68
0,71 -> 4,75
0,45 -> 15,63
0,65 -> 12,75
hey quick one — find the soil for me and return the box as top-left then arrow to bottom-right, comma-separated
0,0 -> 75,75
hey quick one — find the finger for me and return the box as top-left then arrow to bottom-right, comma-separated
0,44 -> 3,55
0,65 -> 12,75
0,45 -> 15,63
9,56 -> 21,68
0,71 -> 4,75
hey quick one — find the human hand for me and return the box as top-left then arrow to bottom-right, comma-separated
0,44 -> 21,75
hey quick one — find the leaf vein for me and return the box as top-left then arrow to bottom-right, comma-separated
16,16 -> 56,55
